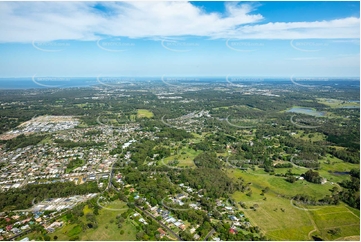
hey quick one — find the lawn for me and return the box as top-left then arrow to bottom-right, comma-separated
65,158 -> 85,174
274,154 -> 359,184
189,132 -> 205,143
137,109 -> 154,118
231,184 -> 313,241
39,136 -> 53,145
318,155 -> 359,182
83,205 -> 92,214
162,146 -> 201,168
317,98 -> 360,109
50,200 -> 137,241
129,115 -> 136,121
227,168 -> 332,199
293,130 -> 326,142
309,205 -> 360,241
227,168 -> 360,241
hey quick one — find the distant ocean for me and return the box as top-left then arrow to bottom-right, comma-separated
0,77 -> 99,89
0,77 -> 359,90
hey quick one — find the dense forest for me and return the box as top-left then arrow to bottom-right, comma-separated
176,168 -> 243,199
2,134 -> 48,150
0,182 -> 99,211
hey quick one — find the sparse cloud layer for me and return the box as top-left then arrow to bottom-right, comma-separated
0,1 -> 359,42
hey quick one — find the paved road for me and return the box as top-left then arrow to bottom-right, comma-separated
204,228 -> 215,241
136,205 -> 182,241
109,164 -> 182,241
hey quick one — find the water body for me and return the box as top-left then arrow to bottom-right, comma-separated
341,105 -> 360,109
0,77 -> 99,89
0,77 -> 359,90
0,77 -> 215,89
329,171 -> 350,176
287,107 -> 326,117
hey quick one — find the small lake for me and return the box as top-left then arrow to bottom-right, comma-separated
329,171 -> 350,176
341,105 -> 360,109
287,107 -> 326,117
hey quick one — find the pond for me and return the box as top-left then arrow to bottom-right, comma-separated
286,107 -> 326,117
329,171 -> 350,176
341,105 -> 360,109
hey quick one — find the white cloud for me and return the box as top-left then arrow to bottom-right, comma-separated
229,17 -> 360,39
0,1 -> 359,43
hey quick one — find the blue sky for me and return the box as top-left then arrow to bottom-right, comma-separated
0,1 -> 359,78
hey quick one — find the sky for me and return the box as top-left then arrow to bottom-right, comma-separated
0,1 -> 359,78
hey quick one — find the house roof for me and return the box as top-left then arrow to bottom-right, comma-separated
174,221 -> 182,226
157,228 -> 166,235
193,234 -> 200,239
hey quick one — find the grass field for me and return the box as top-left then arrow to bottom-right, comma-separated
163,146 -> 201,168
231,184 -> 313,241
137,109 -> 154,118
318,154 -> 359,172
293,130 -> 326,142
189,132 -> 211,144
317,98 -> 360,109
227,168 -> 360,241
49,200 -> 136,241
279,153 -> 359,184
309,205 -> 360,240
227,168 -> 333,199
39,136 -> 53,145
274,164 -> 358,185
83,204 -> 92,214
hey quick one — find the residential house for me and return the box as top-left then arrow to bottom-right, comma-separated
174,221 -> 182,227
21,218 -> 31,224
176,194 -> 187,200
189,203 -> 199,209
46,227 -> 55,233
11,228 -> 21,234
232,222 -> 241,227
193,234 -> 200,240
157,228 -> 166,238
229,215 -> 238,221
166,217 -> 176,224
179,224 -> 186,231
139,218 -> 148,225
21,225 -> 30,231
